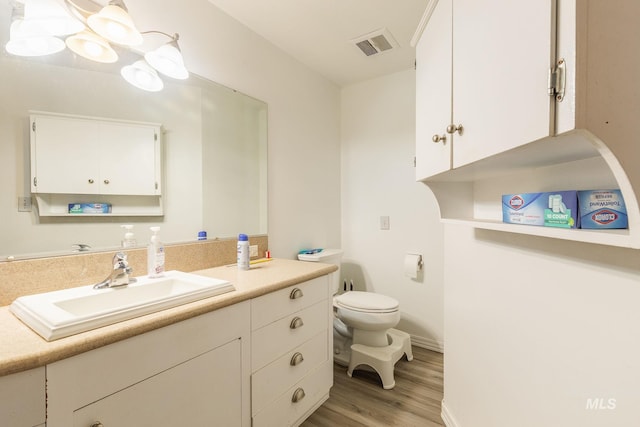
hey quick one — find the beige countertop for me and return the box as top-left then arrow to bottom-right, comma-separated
0,258 -> 336,377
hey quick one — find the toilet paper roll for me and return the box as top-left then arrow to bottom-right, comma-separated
404,253 -> 421,279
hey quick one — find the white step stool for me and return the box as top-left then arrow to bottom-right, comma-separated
347,328 -> 413,390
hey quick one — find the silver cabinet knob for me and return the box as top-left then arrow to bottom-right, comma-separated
289,288 -> 303,299
290,352 -> 304,366
446,124 -> 463,135
90,422 -> 104,427
432,134 -> 446,143
88,179 -> 95,184
103,179 -> 110,184
291,388 -> 306,403
290,316 -> 304,329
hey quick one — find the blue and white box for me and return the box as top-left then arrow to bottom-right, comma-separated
578,189 -> 628,229
502,191 -> 578,228
68,203 -> 112,214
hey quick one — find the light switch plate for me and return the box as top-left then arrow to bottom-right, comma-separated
18,196 -> 32,212
380,216 -> 390,230
250,245 -> 258,257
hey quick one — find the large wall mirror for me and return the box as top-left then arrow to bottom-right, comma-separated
0,3 -> 267,260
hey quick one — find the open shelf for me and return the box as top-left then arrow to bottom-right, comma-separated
35,194 -> 164,217
422,130 -> 640,249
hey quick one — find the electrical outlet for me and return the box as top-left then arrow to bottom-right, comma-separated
250,245 -> 258,257
380,215 -> 390,230
18,196 -> 32,212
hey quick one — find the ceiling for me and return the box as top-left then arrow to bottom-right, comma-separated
207,0 -> 428,87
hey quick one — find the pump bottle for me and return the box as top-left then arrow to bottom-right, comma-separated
147,227 -> 165,278
121,225 -> 137,248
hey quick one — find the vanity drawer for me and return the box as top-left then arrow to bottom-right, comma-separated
252,330 -> 328,415
252,299 -> 328,372
251,276 -> 329,330
252,360 -> 333,427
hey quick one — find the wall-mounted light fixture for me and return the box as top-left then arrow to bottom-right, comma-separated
4,0 -> 189,91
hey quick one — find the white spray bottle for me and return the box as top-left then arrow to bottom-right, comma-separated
147,226 -> 165,278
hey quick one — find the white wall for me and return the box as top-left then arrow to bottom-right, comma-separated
340,69 -> 444,351
443,226 -> 640,427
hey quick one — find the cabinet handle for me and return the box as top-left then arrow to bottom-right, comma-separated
103,179 -> 110,185
90,422 -> 104,427
290,316 -> 304,329
446,124 -> 464,135
88,179 -> 94,184
432,134 -> 446,143
290,352 -> 305,366
289,288 -> 304,299
291,387 -> 306,403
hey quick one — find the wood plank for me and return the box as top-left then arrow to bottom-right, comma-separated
302,346 -> 444,427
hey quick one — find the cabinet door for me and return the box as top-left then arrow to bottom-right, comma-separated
98,122 -> 159,195
415,0 -> 453,180
0,368 -> 45,427
31,115 -> 98,194
31,114 -> 161,196
73,339 -> 242,427
452,0 -> 553,167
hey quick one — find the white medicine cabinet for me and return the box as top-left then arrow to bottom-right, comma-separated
30,111 -> 163,217
414,0 -> 640,248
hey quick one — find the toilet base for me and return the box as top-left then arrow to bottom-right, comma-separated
347,328 -> 413,390
333,327 -> 352,366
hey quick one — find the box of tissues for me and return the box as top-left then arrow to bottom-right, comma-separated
502,191 -> 578,228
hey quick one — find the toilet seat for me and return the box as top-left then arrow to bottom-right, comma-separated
335,291 -> 399,313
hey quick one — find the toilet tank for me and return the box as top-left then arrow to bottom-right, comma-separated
297,249 -> 343,294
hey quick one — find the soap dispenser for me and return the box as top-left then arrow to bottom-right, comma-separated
121,225 -> 137,248
147,226 -> 165,278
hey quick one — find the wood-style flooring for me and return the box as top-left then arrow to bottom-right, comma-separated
301,346 -> 444,427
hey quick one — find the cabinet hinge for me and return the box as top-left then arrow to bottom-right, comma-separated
33,177 -> 37,187
413,156 -> 416,167
548,58 -> 566,102
154,132 -> 158,141
155,182 -> 158,190
32,122 -> 36,132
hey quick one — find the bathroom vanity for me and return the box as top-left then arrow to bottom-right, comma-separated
0,259 -> 336,427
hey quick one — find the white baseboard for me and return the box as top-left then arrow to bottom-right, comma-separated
410,334 -> 444,353
441,400 -> 460,427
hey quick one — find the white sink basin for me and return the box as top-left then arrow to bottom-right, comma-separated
10,271 -> 234,341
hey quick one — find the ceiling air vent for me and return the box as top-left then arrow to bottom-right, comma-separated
352,28 -> 399,57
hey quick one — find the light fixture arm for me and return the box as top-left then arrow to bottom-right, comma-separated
141,31 -> 181,43
109,0 -> 128,12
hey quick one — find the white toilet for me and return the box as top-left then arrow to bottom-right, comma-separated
298,249 -> 412,389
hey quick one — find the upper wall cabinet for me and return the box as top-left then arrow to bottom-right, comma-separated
30,112 -> 163,216
416,0 -> 553,179
414,0 -> 640,248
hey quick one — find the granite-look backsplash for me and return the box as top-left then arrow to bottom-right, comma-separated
0,236 -> 268,306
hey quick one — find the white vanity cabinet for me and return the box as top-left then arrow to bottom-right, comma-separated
250,276 -> 333,427
416,0 -> 553,180
0,367 -> 45,427
29,112 -> 164,216
46,301 -> 251,427
414,0 -> 640,248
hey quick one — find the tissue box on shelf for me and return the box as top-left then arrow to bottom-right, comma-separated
502,191 -> 578,228
68,203 -> 112,214
578,189 -> 628,229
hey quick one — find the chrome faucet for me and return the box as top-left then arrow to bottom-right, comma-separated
93,252 -> 136,289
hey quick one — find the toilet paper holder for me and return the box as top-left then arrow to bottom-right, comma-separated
406,253 -> 423,270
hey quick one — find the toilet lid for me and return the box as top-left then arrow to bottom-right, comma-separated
335,291 -> 399,313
